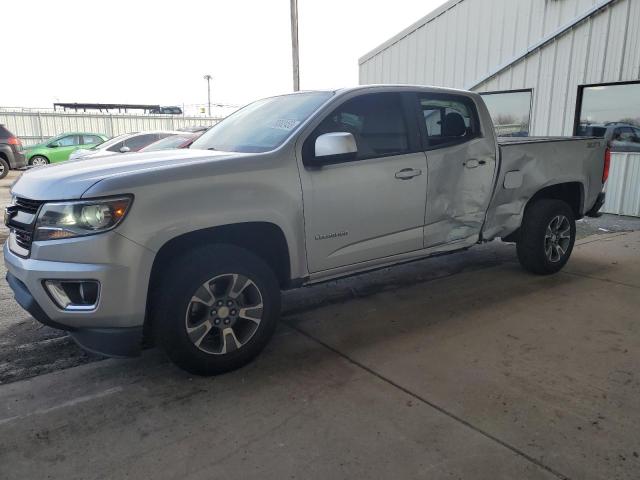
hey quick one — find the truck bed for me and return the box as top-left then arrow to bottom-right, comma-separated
482,136 -> 606,240
497,136 -> 600,145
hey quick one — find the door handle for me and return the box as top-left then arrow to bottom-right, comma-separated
463,159 -> 488,169
395,168 -> 422,180
463,159 -> 479,168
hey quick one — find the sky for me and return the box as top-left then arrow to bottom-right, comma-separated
2,0 -> 447,112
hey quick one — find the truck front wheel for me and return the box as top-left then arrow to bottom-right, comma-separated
154,245 -> 281,376
516,199 -> 576,275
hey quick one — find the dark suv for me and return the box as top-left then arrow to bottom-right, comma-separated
0,125 -> 26,179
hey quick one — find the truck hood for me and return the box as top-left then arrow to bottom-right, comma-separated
11,149 -> 245,200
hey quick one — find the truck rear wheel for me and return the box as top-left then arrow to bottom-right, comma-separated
154,245 -> 281,376
516,199 -> 576,275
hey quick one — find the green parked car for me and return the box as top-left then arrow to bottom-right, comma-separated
25,132 -> 109,166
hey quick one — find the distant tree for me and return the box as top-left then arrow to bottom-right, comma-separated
619,117 -> 640,127
494,114 -> 518,125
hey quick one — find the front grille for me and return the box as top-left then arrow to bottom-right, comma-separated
14,228 -> 33,250
7,197 -> 44,256
15,197 -> 43,214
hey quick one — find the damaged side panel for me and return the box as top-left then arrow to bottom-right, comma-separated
482,138 -> 605,240
424,137 -> 498,248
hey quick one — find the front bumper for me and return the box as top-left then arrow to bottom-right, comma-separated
3,231 -> 155,357
12,151 -> 27,169
6,272 -> 143,357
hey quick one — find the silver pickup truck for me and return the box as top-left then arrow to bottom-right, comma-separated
4,86 -> 608,375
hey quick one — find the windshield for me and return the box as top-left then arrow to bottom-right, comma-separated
141,134 -> 193,152
91,133 -> 130,150
191,91 -> 334,153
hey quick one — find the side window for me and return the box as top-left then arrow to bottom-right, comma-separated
618,127 -> 635,141
611,127 -> 626,141
56,135 -> 79,147
82,135 -> 101,145
124,134 -> 158,151
418,95 -> 478,148
106,140 -> 125,152
308,93 -> 410,161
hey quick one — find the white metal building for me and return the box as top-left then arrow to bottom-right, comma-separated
359,0 -> 640,216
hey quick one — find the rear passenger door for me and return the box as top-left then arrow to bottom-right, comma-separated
415,93 -> 497,248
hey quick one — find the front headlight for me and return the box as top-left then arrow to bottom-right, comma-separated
34,196 -> 132,241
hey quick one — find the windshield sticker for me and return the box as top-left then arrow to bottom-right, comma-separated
269,119 -> 301,131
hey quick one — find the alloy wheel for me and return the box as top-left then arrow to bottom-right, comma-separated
544,215 -> 571,262
184,273 -> 264,355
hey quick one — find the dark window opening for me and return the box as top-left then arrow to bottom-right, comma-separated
575,81 -> 640,152
480,89 -> 532,137
308,93 -> 410,161
418,95 -> 479,148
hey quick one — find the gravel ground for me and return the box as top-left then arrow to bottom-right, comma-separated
1,169 -> 639,385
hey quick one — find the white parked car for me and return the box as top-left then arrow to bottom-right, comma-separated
69,131 -> 183,160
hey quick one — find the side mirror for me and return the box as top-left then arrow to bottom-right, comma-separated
119,146 -> 131,153
48,143 -> 59,148
313,132 -> 357,164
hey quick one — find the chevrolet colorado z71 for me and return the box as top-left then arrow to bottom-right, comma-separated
4,86 -> 608,375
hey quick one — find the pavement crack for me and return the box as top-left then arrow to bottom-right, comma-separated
282,320 -> 571,480
561,270 -> 639,290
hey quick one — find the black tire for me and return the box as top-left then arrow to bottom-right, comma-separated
516,199 -> 576,275
153,244 -> 281,376
0,158 -> 9,179
29,155 -> 49,167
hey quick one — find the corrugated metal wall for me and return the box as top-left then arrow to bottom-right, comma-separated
0,111 -> 222,146
602,153 -> 640,216
359,0 -> 640,216
359,0 -> 639,136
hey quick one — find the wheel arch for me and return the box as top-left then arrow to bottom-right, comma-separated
528,181 -> 585,219
29,153 -> 49,164
501,181 -> 584,243
144,222 -> 292,341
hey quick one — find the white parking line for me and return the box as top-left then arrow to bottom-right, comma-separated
0,386 -> 123,426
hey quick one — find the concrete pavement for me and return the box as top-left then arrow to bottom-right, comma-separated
1,230 -> 638,479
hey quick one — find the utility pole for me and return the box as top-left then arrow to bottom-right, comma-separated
290,0 -> 300,91
203,74 -> 212,116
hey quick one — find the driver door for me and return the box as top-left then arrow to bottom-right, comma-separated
298,92 -> 428,273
